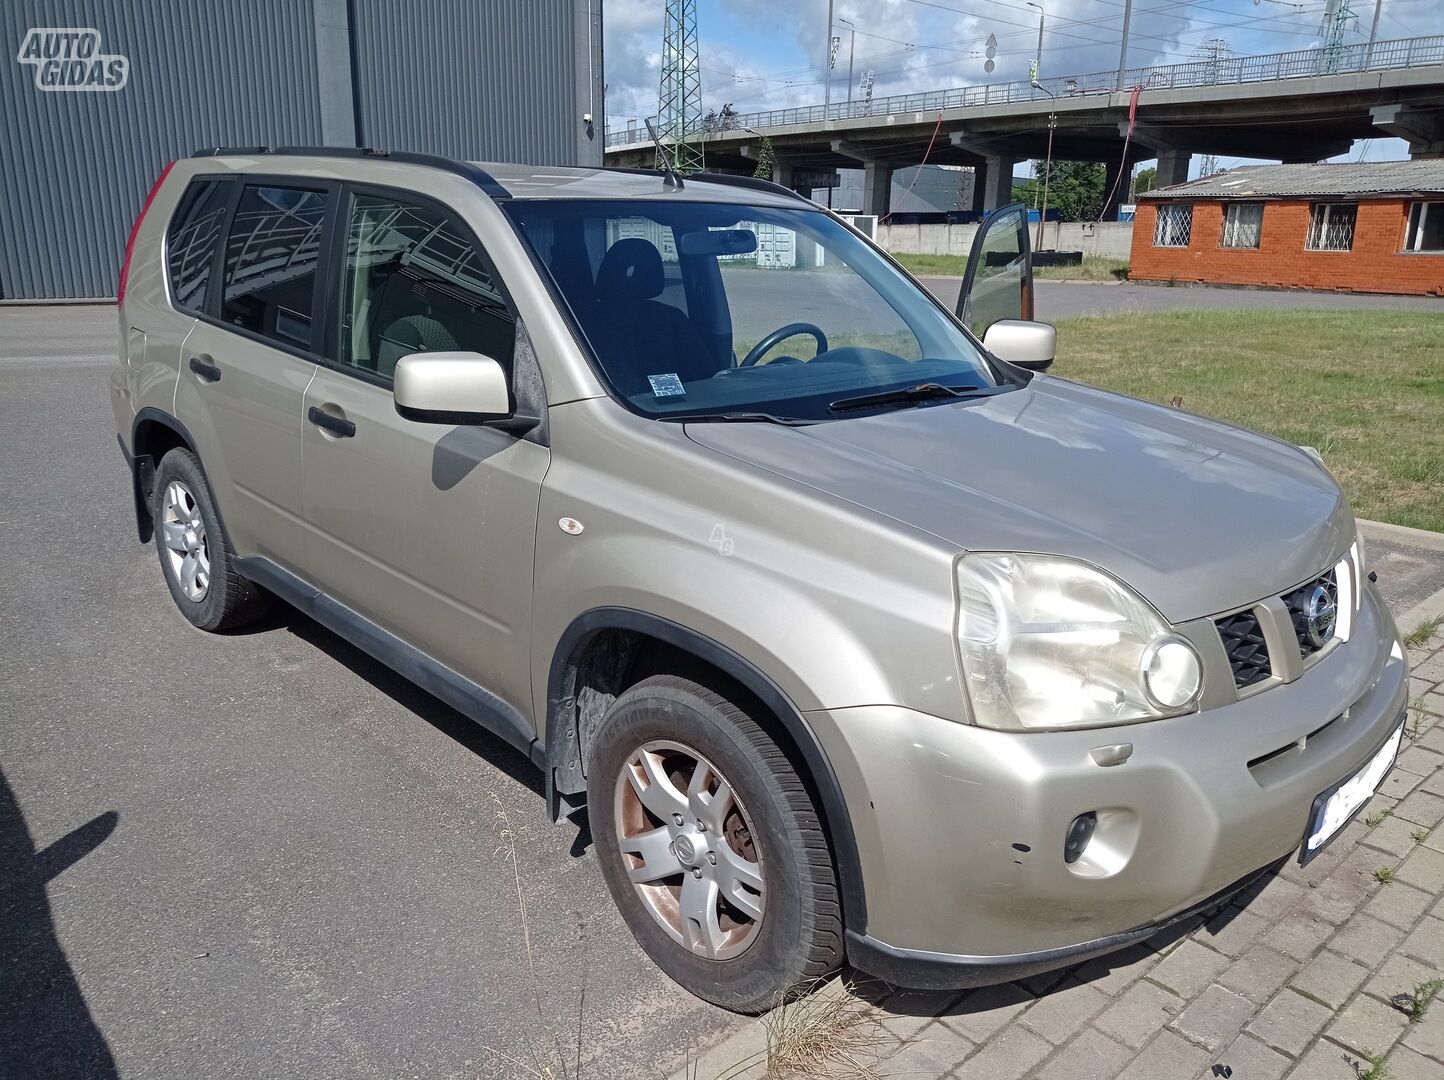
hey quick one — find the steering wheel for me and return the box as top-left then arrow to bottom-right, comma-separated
741,322 -> 828,366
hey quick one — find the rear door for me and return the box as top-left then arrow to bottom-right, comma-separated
300,185 -> 548,702
956,202 -> 1035,337
175,179 -> 335,572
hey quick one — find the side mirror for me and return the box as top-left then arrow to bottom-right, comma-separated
393,352 -> 538,432
983,319 -> 1056,371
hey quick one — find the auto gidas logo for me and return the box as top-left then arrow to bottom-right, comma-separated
17,27 -> 128,92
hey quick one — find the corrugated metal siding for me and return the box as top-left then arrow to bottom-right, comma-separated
0,0 -> 324,299
351,0 -> 580,166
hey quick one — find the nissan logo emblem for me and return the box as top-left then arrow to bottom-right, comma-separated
1305,584 -> 1337,648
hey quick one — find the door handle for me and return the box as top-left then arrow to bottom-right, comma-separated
307,405 -> 356,438
189,356 -> 221,382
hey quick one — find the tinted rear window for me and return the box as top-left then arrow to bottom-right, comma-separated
221,184 -> 329,350
166,179 -> 231,315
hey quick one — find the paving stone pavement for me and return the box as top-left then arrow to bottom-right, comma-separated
677,629 -> 1444,1080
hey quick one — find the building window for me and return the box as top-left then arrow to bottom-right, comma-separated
1153,203 -> 1192,247
1305,203 -> 1356,252
1404,201 -> 1444,252
1220,202 -> 1264,249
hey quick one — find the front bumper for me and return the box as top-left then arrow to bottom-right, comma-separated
810,582 -> 1407,988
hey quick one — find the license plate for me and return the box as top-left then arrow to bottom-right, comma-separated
1300,721 -> 1404,863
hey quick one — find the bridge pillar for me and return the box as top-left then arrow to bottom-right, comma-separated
1101,159 -> 1130,221
1155,149 -> 1191,188
771,158 -> 814,199
1372,104 -> 1444,159
862,160 -> 894,217
971,156 -> 1019,214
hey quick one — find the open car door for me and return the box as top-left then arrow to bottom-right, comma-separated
956,202 -> 1054,371
956,202 -> 1034,337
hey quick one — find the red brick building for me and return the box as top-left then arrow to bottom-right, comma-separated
1128,162 -> 1444,296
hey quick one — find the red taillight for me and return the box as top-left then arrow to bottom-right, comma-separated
117,160 -> 176,306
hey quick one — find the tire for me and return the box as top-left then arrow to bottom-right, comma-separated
587,674 -> 843,1013
151,448 -> 271,632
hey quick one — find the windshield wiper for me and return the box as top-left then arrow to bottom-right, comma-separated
828,382 -> 981,413
665,411 -> 815,426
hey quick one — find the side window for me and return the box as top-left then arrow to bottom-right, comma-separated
166,179 -> 231,315
341,192 -> 515,381
221,184 -> 329,349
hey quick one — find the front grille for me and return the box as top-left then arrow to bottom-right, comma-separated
1283,568 -> 1339,660
1217,609 -> 1271,688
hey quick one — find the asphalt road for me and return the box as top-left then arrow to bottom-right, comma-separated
2,303 -> 1439,1080
0,305 -> 728,1078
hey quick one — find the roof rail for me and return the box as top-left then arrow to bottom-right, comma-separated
603,165 -> 813,205
189,145 -> 510,200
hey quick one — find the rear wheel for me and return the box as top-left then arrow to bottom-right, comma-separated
152,448 -> 270,632
588,674 -> 843,1013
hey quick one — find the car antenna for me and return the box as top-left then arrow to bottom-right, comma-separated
644,119 -> 684,191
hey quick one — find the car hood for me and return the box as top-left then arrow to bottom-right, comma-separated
684,376 -> 1353,622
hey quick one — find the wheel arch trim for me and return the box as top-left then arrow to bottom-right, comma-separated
545,606 -> 868,933
127,407 -> 204,543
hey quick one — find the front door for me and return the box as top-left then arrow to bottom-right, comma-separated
301,187 -> 548,710
957,201 -> 1035,337
175,179 -> 333,572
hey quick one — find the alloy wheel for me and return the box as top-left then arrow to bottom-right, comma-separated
613,740 -> 766,961
161,480 -> 210,602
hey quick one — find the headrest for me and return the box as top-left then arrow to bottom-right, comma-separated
596,238 -> 665,301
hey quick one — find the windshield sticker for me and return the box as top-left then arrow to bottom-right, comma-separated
647,373 -> 686,397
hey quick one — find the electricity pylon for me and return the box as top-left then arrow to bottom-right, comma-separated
657,0 -> 704,174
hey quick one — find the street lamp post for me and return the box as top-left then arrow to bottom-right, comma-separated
1026,2 -> 1046,82
1030,80 -> 1057,252
824,0 -> 834,113
838,18 -> 857,106
1117,0 -> 1134,90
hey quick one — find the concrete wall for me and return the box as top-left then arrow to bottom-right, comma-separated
876,221 -> 1135,261
1130,198 -> 1444,296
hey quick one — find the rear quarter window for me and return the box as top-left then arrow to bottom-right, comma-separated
166,178 -> 231,315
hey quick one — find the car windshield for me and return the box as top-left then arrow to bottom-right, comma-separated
503,198 -> 1007,421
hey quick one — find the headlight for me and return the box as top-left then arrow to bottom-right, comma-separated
955,553 -> 1202,731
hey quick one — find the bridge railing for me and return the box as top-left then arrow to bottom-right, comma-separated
605,34 -> 1444,149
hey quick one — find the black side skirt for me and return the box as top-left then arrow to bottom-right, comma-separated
234,556 -> 543,768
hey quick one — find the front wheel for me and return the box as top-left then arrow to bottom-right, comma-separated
587,675 -> 843,1013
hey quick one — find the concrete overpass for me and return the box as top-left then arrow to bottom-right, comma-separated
605,35 -> 1444,218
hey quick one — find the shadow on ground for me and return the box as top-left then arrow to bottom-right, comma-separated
0,770 -> 120,1079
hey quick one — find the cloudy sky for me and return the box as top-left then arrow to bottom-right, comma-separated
603,0 -> 1441,168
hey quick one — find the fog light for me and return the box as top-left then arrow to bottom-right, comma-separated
1142,636 -> 1202,710
1064,811 -> 1097,865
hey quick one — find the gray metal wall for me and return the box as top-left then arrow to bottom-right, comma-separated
352,0 -> 599,167
1,0 -> 602,300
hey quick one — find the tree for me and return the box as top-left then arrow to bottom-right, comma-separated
1131,165 -> 1157,199
753,136 -> 775,181
1011,160 -> 1107,221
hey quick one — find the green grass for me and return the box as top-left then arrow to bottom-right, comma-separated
892,252 -> 1129,281
1356,1048 -> 1392,1080
1375,866 -> 1398,884
1406,615 -> 1444,651
1393,978 -> 1444,1023
1052,310 -> 1444,532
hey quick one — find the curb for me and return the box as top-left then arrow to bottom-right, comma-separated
1358,517 -> 1444,554
1358,519 -> 1444,638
